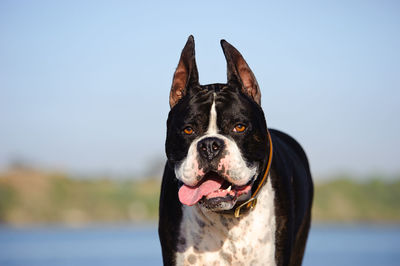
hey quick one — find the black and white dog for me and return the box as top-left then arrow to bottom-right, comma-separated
159,36 -> 313,266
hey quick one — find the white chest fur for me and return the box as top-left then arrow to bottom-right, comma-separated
175,177 -> 276,266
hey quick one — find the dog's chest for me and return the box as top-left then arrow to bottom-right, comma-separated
175,178 -> 276,266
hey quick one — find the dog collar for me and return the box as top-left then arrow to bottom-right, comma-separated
233,129 -> 273,218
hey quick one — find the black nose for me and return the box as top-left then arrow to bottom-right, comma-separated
197,137 -> 225,161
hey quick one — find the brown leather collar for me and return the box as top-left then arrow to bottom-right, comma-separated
233,129 -> 273,218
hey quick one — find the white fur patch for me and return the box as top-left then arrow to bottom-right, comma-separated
175,141 -> 203,186
176,177 -> 276,265
207,94 -> 218,134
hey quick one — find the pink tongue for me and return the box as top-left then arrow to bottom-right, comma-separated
178,177 -> 224,206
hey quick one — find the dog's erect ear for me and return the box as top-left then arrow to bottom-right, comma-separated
170,35 -> 200,108
221,40 -> 261,105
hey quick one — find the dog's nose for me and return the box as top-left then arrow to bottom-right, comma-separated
197,137 -> 225,161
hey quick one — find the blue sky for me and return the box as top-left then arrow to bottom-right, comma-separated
0,1 -> 399,178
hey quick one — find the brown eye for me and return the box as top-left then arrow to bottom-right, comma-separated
183,127 -> 194,135
233,124 -> 246,133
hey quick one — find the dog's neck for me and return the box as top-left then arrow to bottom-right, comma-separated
175,176 -> 277,266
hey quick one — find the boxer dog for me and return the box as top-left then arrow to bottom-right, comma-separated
158,36 -> 313,266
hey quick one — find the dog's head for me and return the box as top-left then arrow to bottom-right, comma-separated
165,36 -> 269,212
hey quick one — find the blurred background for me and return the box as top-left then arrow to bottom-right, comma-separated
0,1 -> 399,265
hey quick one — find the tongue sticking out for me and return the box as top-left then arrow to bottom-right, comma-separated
178,176 -> 224,206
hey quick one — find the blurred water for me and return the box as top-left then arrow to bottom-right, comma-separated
0,224 -> 399,266
303,224 -> 400,266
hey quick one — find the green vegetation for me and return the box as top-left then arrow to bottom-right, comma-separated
313,177 -> 400,223
0,169 -> 159,225
0,168 -> 399,225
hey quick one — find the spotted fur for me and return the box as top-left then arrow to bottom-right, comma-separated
176,177 -> 276,266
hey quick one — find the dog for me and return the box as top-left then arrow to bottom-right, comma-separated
158,36 -> 313,266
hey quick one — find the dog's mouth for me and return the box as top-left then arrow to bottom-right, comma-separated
178,171 -> 253,208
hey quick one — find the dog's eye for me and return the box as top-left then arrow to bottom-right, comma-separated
233,124 -> 246,133
183,126 -> 194,135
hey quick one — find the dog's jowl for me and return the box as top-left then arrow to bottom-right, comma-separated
158,36 -> 313,266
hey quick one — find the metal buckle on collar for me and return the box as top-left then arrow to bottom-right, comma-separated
234,197 -> 257,218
